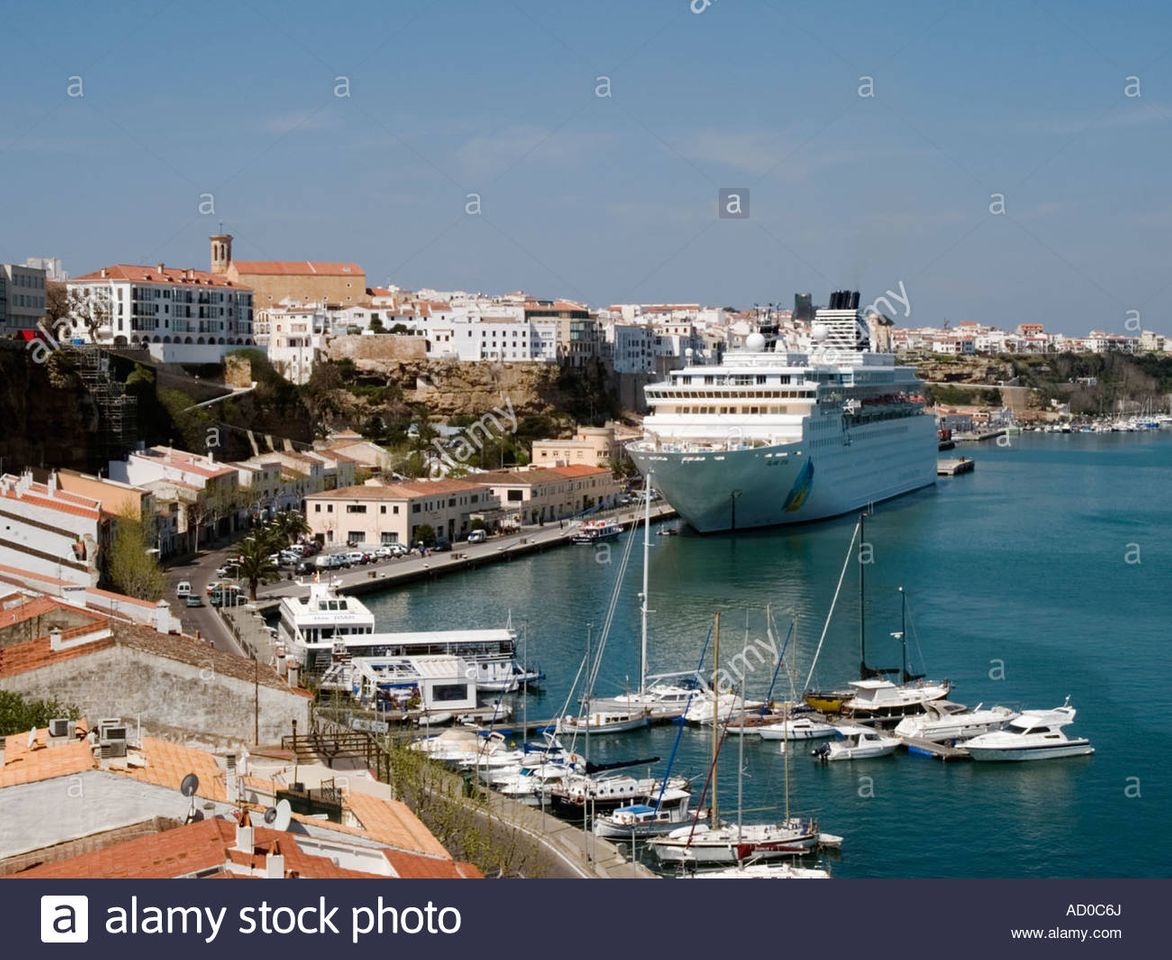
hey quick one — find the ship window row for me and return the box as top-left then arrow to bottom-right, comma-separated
649,389 -> 813,400
678,375 -> 793,385
658,405 -> 795,415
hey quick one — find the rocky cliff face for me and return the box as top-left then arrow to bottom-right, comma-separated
0,343 -> 100,471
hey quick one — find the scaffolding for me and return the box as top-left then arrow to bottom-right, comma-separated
70,346 -> 139,466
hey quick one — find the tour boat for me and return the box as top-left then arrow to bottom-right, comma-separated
571,518 -> 622,544
962,700 -> 1093,762
893,701 -> 1017,742
811,726 -> 901,761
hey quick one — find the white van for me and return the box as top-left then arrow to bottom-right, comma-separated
175,581 -> 192,598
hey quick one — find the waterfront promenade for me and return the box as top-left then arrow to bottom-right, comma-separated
254,502 -> 678,607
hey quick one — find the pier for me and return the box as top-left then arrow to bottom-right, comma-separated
937,457 -> 975,476
899,736 -> 971,762
953,428 -> 1005,442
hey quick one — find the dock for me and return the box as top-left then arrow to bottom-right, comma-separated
953,429 -> 1005,442
899,736 -> 971,761
937,457 -> 975,476
256,503 -> 678,607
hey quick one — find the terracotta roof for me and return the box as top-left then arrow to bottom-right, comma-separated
306,478 -> 485,502
543,464 -> 611,478
10,818 -> 446,880
343,790 -> 452,859
120,736 -> 227,802
85,587 -> 160,610
0,476 -> 102,521
72,264 -> 250,290
473,467 -> 591,486
0,594 -> 59,629
0,727 -> 95,788
231,261 -> 364,277
0,631 -> 117,681
140,449 -> 237,479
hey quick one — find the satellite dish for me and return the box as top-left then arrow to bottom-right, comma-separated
179,773 -> 200,798
27,727 -> 37,749
272,798 -> 293,832
263,806 -> 279,825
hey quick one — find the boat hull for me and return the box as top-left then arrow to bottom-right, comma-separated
966,742 -> 1094,762
627,415 -> 937,534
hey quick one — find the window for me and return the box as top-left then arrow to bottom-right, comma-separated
327,504 -> 333,513
432,683 -> 472,703
393,505 -> 399,514
412,503 -> 421,513
346,504 -> 367,514
348,531 -> 365,543
380,532 -> 399,545
380,505 -> 386,514
314,504 -> 321,512
507,489 -> 524,502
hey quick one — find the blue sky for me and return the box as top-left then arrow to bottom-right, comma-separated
3,0 -> 1172,334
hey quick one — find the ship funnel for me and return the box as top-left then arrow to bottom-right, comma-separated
850,290 -> 860,310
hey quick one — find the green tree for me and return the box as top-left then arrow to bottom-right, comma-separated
106,509 -> 166,600
369,314 -> 385,334
413,523 -> 435,546
235,534 -> 278,600
0,691 -> 80,737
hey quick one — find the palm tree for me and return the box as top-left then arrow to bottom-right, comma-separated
270,510 -> 311,549
235,535 -> 278,600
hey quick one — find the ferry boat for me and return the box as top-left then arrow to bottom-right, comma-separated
570,518 -> 622,543
277,580 -> 539,689
627,291 -> 937,533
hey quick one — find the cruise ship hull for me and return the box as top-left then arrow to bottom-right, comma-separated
628,415 -> 938,533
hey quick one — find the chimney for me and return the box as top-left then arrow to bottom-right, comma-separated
156,263 -> 165,273
46,472 -> 57,495
264,850 -> 286,879
234,823 -> 254,852
49,628 -> 63,651
287,661 -> 300,688
226,752 -> 238,804
100,268 -> 108,278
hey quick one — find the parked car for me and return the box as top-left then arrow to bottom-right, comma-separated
314,554 -> 346,571
294,560 -> 315,575
432,537 -> 452,552
184,595 -> 204,608
215,564 -> 239,579
343,550 -> 368,566
209,584 -> 243,607
466,529 -> 487,544
373,545 -> 395,560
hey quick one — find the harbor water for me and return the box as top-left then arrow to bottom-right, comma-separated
364,433 -> 1172,878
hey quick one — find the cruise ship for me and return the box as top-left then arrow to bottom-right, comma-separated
627,291 -> 937,533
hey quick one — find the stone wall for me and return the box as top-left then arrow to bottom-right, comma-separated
326,335 -> 427,362
0,642 -> 310,746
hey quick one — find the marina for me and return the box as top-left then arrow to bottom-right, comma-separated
351,431 -> 1170,878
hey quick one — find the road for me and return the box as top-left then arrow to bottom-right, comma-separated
163,540 -> 248,656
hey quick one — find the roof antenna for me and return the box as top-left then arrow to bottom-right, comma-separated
179,772 -> 201,823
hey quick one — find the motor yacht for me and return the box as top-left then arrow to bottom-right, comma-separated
811,726 -> 901,761
962,699 -> 1093,762
893,701 -> 1016,742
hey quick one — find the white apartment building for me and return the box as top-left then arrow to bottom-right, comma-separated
67,264 -> 254,363
0,263 -> 47,333
254,305 -> 327,384
608,323 -> 656,373
0,471 -> 102,588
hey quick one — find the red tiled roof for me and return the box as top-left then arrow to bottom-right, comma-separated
11,816 -> 481,879
232,261 -> 363,277
306,478 -> 485,501
543,464 -> 610,478
72,264 -> 250,290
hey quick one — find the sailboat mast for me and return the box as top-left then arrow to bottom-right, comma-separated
640,473 -> 652,693
899,586 -> 907,682
737,618 -> 748,837
858,511 -> 867,679
712,610 -> 720,825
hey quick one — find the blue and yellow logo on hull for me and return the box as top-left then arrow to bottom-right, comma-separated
782,459 -> 815,513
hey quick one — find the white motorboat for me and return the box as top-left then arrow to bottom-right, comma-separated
756,715 -> 840,741
591,788 -> 705,839
649,817 -> 820,864
841,677 -> 952,719
684,691 -> 766,725
682,861 -> 831,879
493,762 -> 579,805
962,699 -> 1093,762
811,726 -> 901,761
556,708 -> 652,735
893,701 -> 1017,742
571,518 -> 622,543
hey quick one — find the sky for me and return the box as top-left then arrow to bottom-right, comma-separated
3,0 -> 1172,335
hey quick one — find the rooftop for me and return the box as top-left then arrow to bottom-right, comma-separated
232,260 -> 364,277
72,264 -> 250,290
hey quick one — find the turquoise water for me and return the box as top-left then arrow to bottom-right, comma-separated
364,433 -> 1172,878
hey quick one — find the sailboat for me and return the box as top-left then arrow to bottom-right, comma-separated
650,614 -> 822,866
804,513 -> 950,717
591,475 -> 727,722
